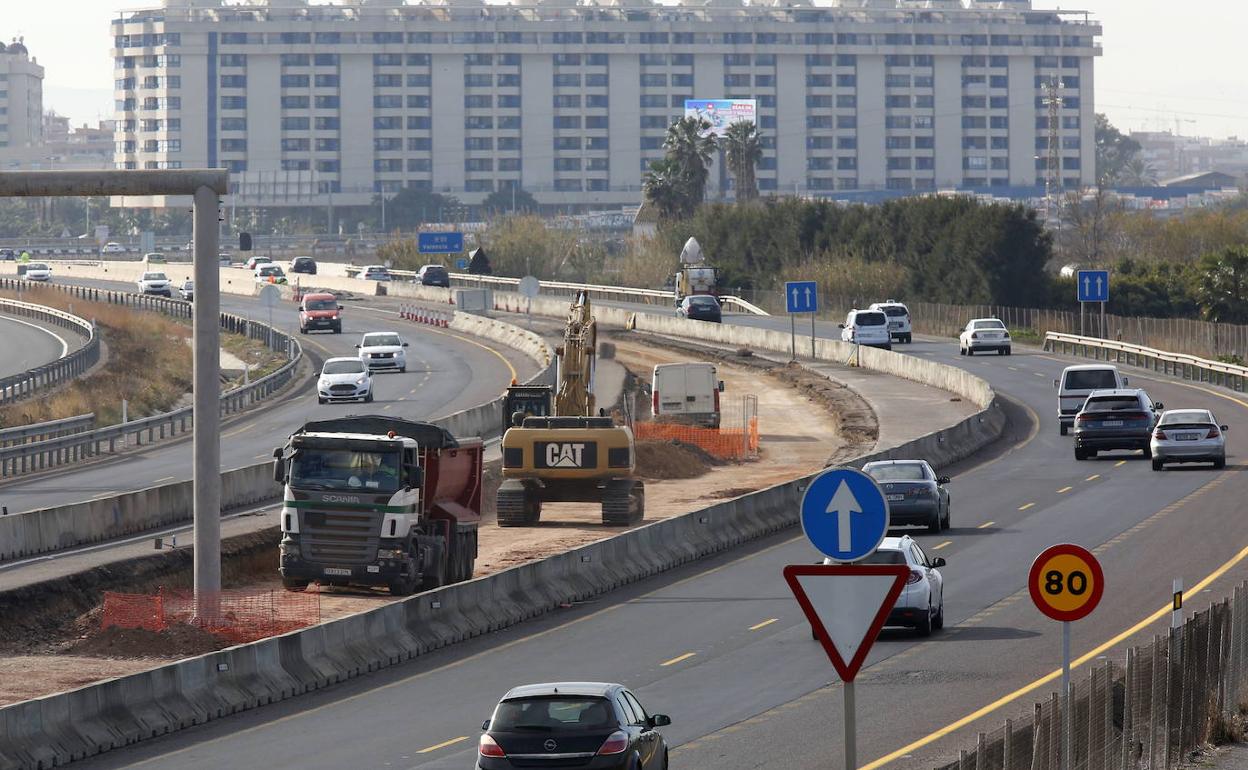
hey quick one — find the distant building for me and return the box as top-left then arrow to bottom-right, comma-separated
1132,131 -> 1248,182
0,39 -> 45,163
1160,171 -> 1241,191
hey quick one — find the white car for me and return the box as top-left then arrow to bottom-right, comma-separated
360,264 -> 392,281
356,332 -> 409,373
245,255 -> 272,271
143,252 -> 167,265
959,318 -> 1011,356
1151,408 -> 1228,471
23,262 -> 52,281
839,309 -> 892,350
137,271 -> 173,296
821,535 -> 945,636
255,264 -> 287,284
869,300 -> 912,344
317,357 -> 373,404
101,242 -> 126,255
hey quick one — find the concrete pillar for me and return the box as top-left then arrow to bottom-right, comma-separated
193,185 -> 222,597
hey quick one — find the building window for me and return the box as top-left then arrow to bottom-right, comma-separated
374,74 -> 402,88
465,95 -> 493,109
281,96 -> 309,110
916,157 -> 935,170
220,54 -> 245,67
315,138 -> 340,151
555,158 -> 581,172
466,137 -> 494,151
374,53 -> 403,67
221,139 -> 246,152
886,95 -> 910,109
408,95 -> 431,109
500,116 -> 522,129
280,75 -> 308,88
885,116 -> 912,129
915,136 -> 934,149
554,179 -> 582,192
281,138 -> 310,152
314,54 -> 339,67
221,117 -> 246,131
465,158 -> 493,172
374,116 -> 401,130
991,116 -> 1009,129
221,96 -> 246,110
282,117 -> 309,131
499,137 -> 521,151
499,95 -> 521,108
836,95 -> 856,109
837,74 -> 857,88
836,115 -> 856,129
885,136 -> 911,150
318,161 -> 340,173
554,95 -> 580,109
587,95 -> 608,109
406,159 -> 430,172
587,137 -> 609,151
407,138 -> 431,151
316,117 -> 340,130
317,96 -> 341,109
315,74 -> 340,88
837,157 -> 857,170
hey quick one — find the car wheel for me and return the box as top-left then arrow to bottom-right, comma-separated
904,334 -> 912,344
942,503 -> 951,530
1142,445 -> 1152,460
883,344 -> 892,351
399,366 -> 407,373
958,346 -> 966,356
1152,458 -> 1163,471
927,508 -> 941,534
933,597 -> 945,631
1060,423 -> 1068,436
364,390 -> 374,403
1215,456 -> 1227,470
997,348 -> 1005,356
299,326 -> 307,334
966,348 -> 974,356
1004,347 -> 1012,355
1075,447 -> 1087,461
317,397 -> 326,405
916,603 -> 933,637
663,748 -> 669,770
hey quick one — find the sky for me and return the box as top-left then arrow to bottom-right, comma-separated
5,1 -> 1247,140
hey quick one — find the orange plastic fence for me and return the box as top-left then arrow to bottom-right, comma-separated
635,417 -> 760,460
101,588 -> 321,643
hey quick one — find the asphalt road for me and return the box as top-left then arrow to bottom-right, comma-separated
71,294 -> 1248,770
0,279 -> 536,514
0,313 -> 72,380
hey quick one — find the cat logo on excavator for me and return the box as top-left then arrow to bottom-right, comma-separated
541,442 -> 592,468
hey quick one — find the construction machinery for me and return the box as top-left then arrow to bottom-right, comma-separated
497,291 -> 644,527
673,237 -> 720,306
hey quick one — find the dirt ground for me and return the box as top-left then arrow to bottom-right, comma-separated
0,335 -> 863,705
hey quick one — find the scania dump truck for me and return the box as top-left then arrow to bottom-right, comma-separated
272,416 -> 483,595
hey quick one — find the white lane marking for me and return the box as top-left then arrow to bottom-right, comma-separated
0,314 -> 69,358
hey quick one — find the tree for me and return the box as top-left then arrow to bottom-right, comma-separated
662,117 -> 717,208
482,186 -> 539,217
1119,158 -> 1159,187
642,158 -> 691,221
1095,113 -> 1141,184
1196,246 -> 1248,324
370,187 -> 460,231
722,120 -> 763,201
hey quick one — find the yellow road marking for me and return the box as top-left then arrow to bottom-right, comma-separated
1115,460 -> 1127,467
860,542 -> 1248,770
383,404 -> 392,411
661,652 -> 697,667
154,476 -> 174,483
1057,486 -> 1072,494
979,520 -> 996,527
1086,474 -> 1100,481
1019,502 -> 1036,511
417,737 -> 468,754
749,619 -> 779,631
933,541 -> 952,550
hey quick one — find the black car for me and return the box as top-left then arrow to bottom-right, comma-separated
417,264 -> 450,287
1073,388 -> 1163,460
678,294 -> 722,323
0,248 -> 14,261
289,256 -> 317,275
478,682 -> 671,770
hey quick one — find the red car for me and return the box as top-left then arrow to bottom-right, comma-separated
299,292 -> 342,334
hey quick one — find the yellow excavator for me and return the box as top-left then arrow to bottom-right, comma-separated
497,291 -> 644,527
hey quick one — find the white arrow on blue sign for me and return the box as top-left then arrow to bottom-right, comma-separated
800,467 -> 891,562
785,280 -> 819,314
1077,270 -> 1109,303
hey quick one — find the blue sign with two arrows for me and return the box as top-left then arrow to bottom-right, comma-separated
785,281 -> 819,314
800,467 -> 891,562
1077,270 -> 1109,303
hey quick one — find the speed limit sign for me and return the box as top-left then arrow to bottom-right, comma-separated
1029,543 -> 1104,622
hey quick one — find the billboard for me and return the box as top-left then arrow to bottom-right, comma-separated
684,99 -> 757,137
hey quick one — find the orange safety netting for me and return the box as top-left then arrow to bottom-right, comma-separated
101,588 -> 321,644
634,417 -> 759,460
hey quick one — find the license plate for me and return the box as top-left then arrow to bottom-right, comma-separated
889,322 -> 903,329
1175,433 -> 1199,441
323,567 -> 351,576
1102,420 -> 1123,427
886,494 -> 905,502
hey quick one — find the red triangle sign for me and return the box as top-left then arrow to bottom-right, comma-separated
783,564 -> 909,682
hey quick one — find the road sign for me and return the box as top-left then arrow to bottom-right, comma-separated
257,284 -> 281,309
799,467 -> 890,562
1077,270 -> 1109,303
418,231 -> 464,254
784,564 -> 908,681
1028,543 -> 1104,622
455,257 -> 469,270
785,280 -> 818,314
518,276 -> 540,298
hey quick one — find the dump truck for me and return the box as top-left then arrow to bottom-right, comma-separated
673,236 -> 720,306
273,416 -> 483,595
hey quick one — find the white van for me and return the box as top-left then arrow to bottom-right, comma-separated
1055,364 -> 1128,435
840,309 -> 892,350
651,363 -> 724,429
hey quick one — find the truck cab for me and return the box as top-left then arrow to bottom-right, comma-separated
651,362 -> 724,429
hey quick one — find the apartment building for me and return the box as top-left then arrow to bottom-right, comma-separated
112,0 -> 1100,210
0,40 -> 45,164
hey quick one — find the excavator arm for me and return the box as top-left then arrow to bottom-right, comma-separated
554,290 -> 597,417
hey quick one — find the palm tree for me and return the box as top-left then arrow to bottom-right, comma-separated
1118,158 -> 1159,187
663,117 -> 718,209
1196,246 -> 1248,324
642,158 -> 689,221
722,120 -> 763,201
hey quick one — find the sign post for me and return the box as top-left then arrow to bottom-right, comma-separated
784,280 -> 818,363
1076,270 -> 1109,339
785,467 -> 898,770
1029,544 -> 1105,770
518,275 -> 540,330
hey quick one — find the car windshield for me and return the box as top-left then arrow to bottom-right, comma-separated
972,320 -> 1005,330
859,549 -> 906,565
322,360 -> 364,375
491,697 -> 615,732
252,258 -> 271,265
854,312 -> 886,326
305,299 -> 336,311
363,334 -> 401,347
1160,411 -> 1212,426
294,258 -> 313,265
259,266 -> 284,275
1084,396 -> 1141,411
423,266 -> 446,274
290,448 -> 400,492
866,464 -> 928,481
144,273 -> 167,281
880,306 -> 908,317
1065,370 -> 1118,390
508,393 -> 551,416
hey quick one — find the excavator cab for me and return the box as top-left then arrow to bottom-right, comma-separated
503,384 -> 553,432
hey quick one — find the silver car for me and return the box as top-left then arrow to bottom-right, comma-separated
1151,409 -> 1227,470
862,459 -> 951,533
821,535 -> 945,636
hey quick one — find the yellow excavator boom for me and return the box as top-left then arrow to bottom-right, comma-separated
554,290 -> 596,417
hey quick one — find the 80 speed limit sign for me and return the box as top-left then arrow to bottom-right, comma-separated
1029,543 -> 1104,622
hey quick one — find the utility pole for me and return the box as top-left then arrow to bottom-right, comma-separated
1042,77 -> 1062,224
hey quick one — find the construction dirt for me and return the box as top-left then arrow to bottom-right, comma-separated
0,334 -> 874,706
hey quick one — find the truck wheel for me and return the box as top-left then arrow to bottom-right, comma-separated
282,578 -> 310,592
388,575 -> 418,596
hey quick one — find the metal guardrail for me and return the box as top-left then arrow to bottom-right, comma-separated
0,278 -> 302,478
0,413 -> 95,447
0,297 -> 100,405
1043,332 -> 1248,393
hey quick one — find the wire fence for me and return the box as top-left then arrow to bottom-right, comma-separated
937,581 -> 1248,770
635,394 -> 760,460
102,588 -> 321,644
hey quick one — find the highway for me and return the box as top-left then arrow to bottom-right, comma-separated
0,279 -> 536,515
72,299 -> 1248,770
0,313 -> 72,380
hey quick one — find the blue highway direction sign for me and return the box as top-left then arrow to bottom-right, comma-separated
1077,270 -> 1109,303
785,281 -> 818,314
800,467 -> 890,562
418,232 -> 464,254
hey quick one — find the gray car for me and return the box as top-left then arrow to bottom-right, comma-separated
1150,409 -> 1227,470
1073,388 -> 1162,460
863,459 -> 951,533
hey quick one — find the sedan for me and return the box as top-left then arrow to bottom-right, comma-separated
317,357 -> 373,404
100,242 -> 126,255
863,459 -> 951,532
678,294 -> 722,323
478,682 -> 671,770
821,535 -> 945,636
178,280 -> 194,301
1074,388 -> 1162,460
416,264 -> 450,287
1151,408 -> 1227,470
959,318 -> 1011,356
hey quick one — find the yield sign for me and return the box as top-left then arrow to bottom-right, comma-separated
783,564 -> 909,681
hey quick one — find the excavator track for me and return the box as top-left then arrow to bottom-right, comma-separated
602,478 -> 644,526
497,480 -> 540,526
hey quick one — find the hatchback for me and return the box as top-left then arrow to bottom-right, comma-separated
289,256 -> 317,275
417,264 -> 450,287
1151,409 -> 1227,470
678,294 -> 722,323
1073,388 -> 1162,460
863,459 -> 951,532
478,682 -> 671,770
821,535 -> 945,636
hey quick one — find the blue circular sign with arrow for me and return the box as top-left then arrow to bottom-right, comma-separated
800,467 -> 891,562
